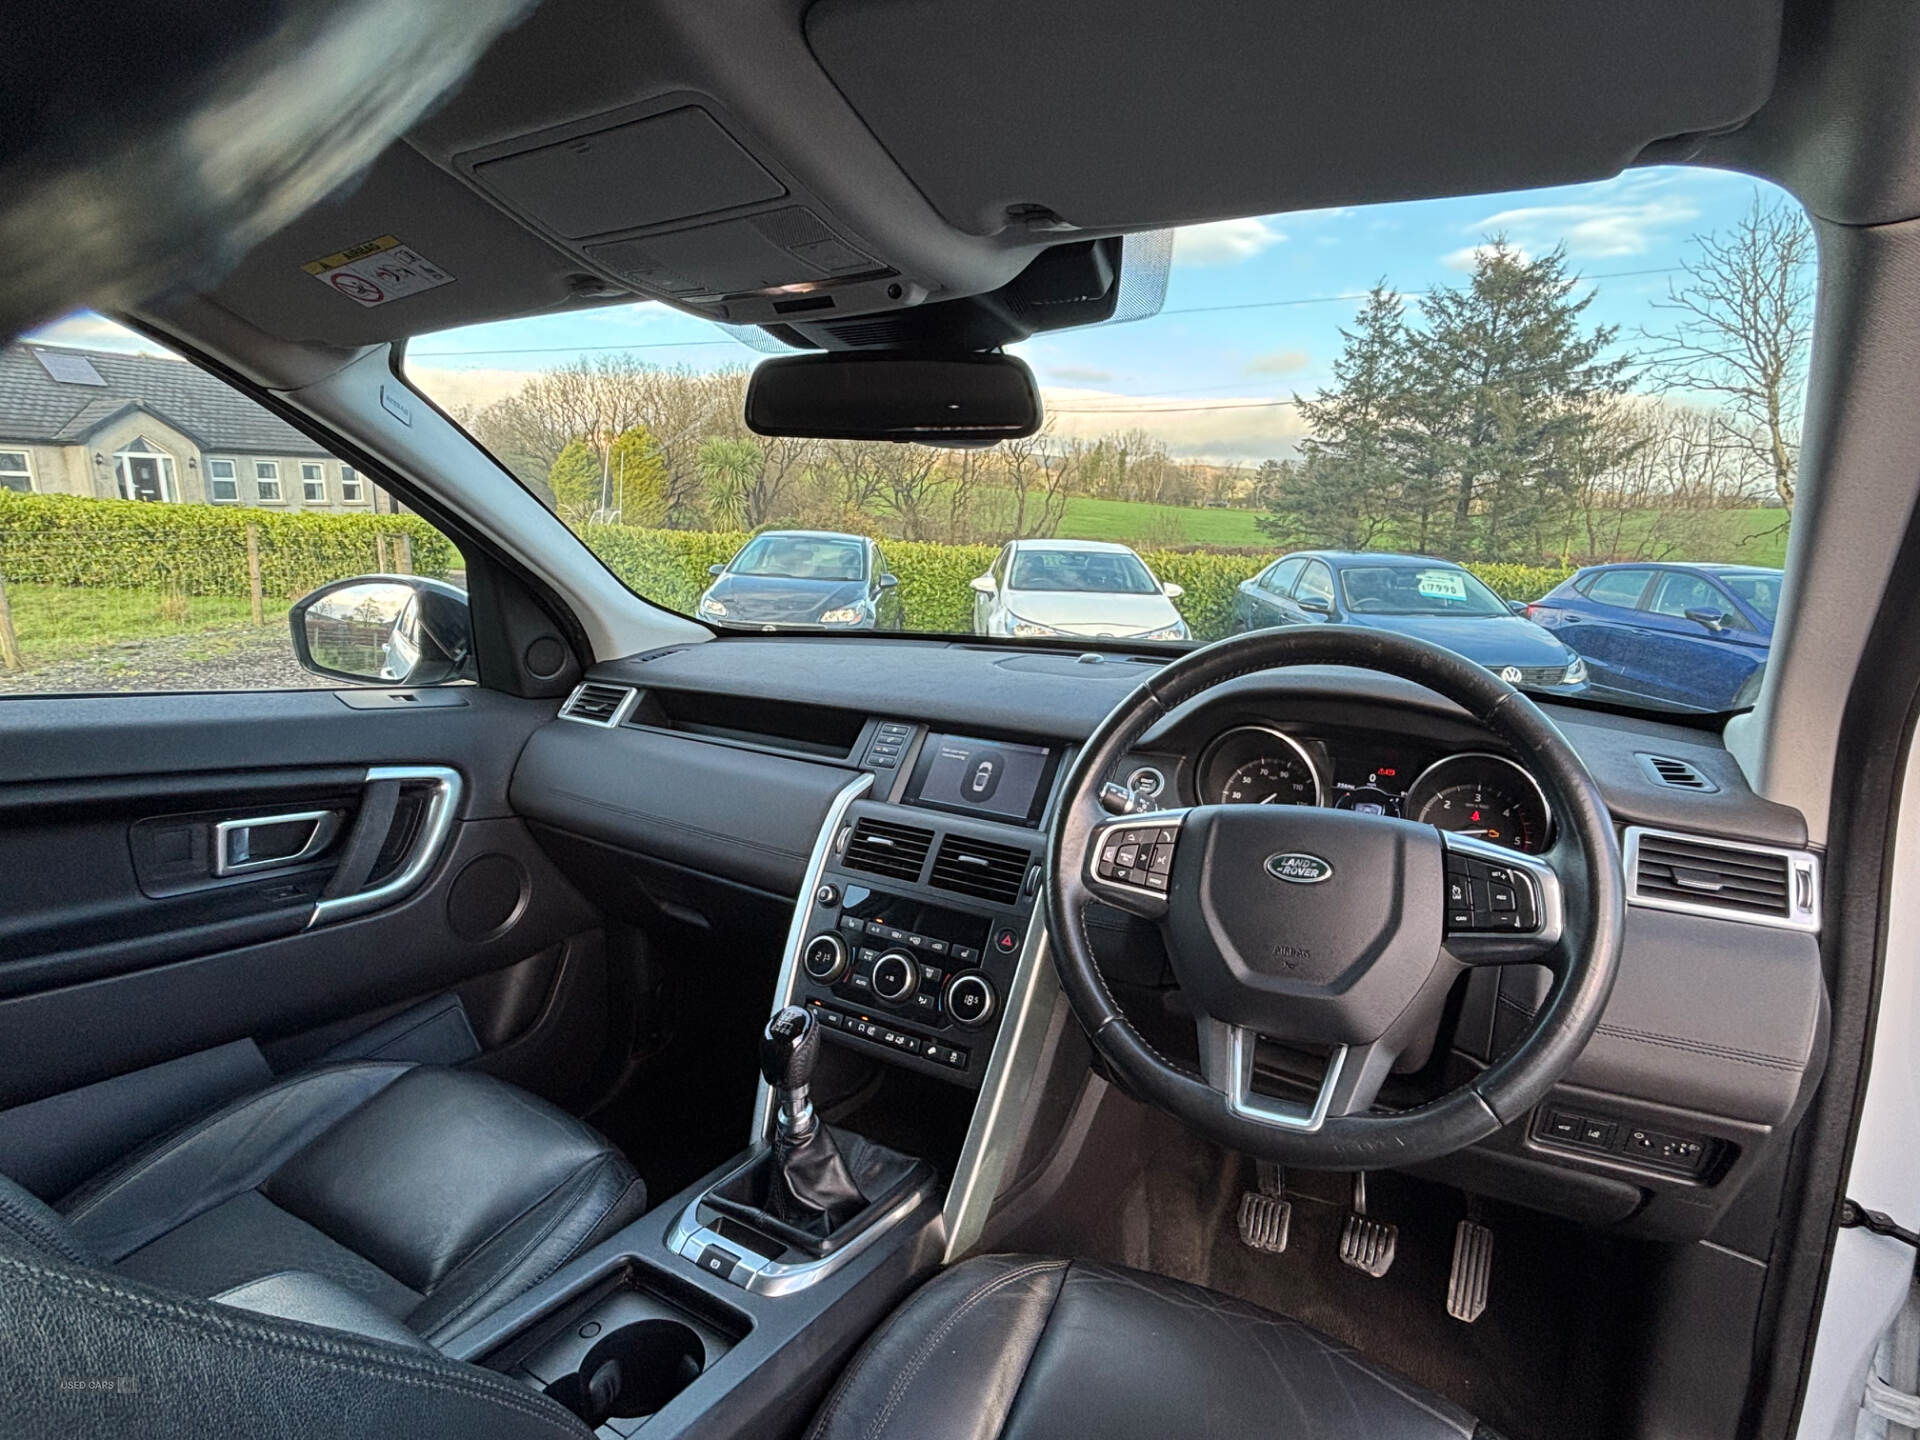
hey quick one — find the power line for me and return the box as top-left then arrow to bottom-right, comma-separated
405,266 -> 1686,360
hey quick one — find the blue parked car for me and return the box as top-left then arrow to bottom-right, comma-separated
1525,563 -> 1780,711
1230,551 -> 1589,695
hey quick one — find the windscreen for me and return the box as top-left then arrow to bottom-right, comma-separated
729,534 -> 865,581
388,165 -> 1812,714
1010,550 -> 1158,594
1339,566 -> 1508,617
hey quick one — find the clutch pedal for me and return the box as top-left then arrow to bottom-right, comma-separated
1447,1214 -> 1494,1323
1338,1172 -> 1397,1278
1237,1161 -> 1292,1254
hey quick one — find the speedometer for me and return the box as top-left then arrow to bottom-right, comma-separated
1404,753 -> 1551,853
1198,726 -> 1324,807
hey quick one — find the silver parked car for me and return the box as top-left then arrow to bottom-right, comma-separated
970,539 -> 1188,640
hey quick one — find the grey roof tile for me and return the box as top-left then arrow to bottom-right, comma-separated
0,343 -> 328,455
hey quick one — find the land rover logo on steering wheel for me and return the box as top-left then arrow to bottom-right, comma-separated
1264,852 -> 1333,885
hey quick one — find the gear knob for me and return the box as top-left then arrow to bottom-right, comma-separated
760,1005 -> 820,1092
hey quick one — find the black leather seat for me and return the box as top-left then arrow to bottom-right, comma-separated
0,1061 -> 646,1352
808,1254 -> 1502,1440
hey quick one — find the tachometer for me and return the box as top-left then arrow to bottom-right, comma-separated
1404,753 -> 1551,853
1198,726 -> 1324,807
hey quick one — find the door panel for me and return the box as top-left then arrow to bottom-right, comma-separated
0,687 -> 600,1110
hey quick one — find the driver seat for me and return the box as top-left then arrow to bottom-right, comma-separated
808,1254 -> 1501,1440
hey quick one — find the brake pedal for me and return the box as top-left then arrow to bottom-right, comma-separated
1447,1216 -> 1494,1323
1338,1172 -> 1397,1278
1237,1161 -> 1292,1254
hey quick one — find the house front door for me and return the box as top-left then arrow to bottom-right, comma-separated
124,455 -> 163,501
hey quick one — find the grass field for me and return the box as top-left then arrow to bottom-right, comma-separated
4,583 -> 264,666
1041,496 -> 1791,566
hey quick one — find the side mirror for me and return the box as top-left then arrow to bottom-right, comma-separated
1684,607 -> 1731,633
708,563 -> 727,577
1508,600 -> 1529,615
1298,596 -> 1333,615
290,576 -> 474,687
969,575 -> 996,595
879,573 -> 900,589
1161,581 -> 1185,599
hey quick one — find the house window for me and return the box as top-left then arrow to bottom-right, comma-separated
340,465 -> 363,503
301,462 -> 326,503
254,460 -> 281,501
207,458 -> 238,502
0,450 -> 30,493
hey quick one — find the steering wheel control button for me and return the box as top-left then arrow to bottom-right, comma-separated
870,951 -> 919,1004
945,973 -> 997,1028
802,933 -> 849,984
1096,822 -> 1183,890
1445,852 -> 1540,933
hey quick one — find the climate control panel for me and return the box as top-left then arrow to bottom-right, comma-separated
793,874 -> 1028,1089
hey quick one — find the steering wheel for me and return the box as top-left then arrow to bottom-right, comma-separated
1045,625 -> 1625,1168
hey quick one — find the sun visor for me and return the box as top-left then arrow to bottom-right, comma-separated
804,0 -> 1785,234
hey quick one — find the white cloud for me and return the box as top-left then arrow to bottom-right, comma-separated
1469,197 -> 1700,259
1040,386 -> 1308,464
1173,217 -> 1287,266
1243,350 -> 1310,376
405,366 -> 538,413
23,312 -> 170,354
1442,242 -> 1531,272
1048,364 -> 1114,384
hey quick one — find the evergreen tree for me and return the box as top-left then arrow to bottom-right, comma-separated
1398,240 -> 1634,561
1261,284 -> 1409,550
605,425 -> 670,527
546,440 -> 604,526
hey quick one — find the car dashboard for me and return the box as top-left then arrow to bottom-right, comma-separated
509,635 -> 1827,1248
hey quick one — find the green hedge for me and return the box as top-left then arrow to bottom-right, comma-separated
0,492 -> 454,599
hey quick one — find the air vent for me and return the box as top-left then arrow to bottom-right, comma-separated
843,818 -> 935,882
1637,754 -> 1718,793
1626,827 -> 1818,931
929,833 -> 1033,906
559,682 -> 636,727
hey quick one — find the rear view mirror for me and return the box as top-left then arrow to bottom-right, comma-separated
290,576 -> 475,686
745,353 -> 1042,444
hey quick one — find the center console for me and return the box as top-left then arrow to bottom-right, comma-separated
458,719 -> 1072,1440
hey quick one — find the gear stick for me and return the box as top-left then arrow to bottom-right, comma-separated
758,1006 -> 864,1232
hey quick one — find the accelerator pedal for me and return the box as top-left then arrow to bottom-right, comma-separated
1447,1213 -> 1494,1323
1237,1160 -> 1292,1254
1338,1172 -> 1397,1278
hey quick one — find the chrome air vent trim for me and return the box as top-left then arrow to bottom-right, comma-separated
1624,825 -> 1819,933
558,681 -> 638,727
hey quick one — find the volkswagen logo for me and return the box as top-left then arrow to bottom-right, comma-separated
1264,852 -> 1333,885
1499,666 -> 1524,684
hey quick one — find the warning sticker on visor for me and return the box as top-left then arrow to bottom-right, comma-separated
304,236 -> 453,308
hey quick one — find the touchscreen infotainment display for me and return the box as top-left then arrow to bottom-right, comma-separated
906,733 -> 1055,825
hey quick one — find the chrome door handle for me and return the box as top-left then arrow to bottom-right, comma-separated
213,810 -> 341,876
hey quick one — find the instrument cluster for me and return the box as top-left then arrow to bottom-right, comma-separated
1184,724 -> 1554,854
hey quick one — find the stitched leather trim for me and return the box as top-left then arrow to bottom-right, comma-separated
0,1249 -> 587,1438
859,1259 -> 1067,1440
61,1061 -> 412,1224
1495,994 -> 1802,1069
0,1186 -> 92,1265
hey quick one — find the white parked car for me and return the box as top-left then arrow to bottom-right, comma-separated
970,539 -> 1189,640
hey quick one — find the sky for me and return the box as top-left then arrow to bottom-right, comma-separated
27,165 -> 1789,466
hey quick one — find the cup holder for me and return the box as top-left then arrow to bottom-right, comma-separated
544,1319 -> 705,1429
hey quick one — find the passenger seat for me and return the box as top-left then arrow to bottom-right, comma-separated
0,1062 -> 645,1351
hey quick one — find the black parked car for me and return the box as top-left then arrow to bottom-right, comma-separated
697,530 -> 902,630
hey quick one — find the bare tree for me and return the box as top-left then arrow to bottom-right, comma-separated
1641,197 -> 1815,511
